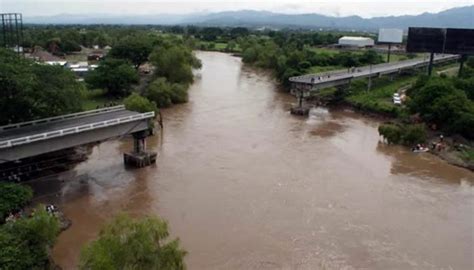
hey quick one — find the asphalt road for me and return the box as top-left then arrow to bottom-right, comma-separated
0,110 -> 140,141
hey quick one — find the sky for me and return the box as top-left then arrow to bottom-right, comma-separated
1,0 -> 473,18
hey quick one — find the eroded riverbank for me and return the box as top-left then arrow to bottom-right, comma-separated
46,51 -> 473,269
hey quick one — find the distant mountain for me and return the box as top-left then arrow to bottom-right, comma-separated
25,6 -> 474,30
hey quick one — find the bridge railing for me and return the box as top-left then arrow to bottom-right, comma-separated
0,105 -> 126,132
289,54 -> 459,84
0,111 -> 155,149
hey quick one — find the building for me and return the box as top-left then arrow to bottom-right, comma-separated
338,36 -> 375,48
28,47 -> 67,66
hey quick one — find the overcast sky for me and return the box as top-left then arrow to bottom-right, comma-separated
1,0 -> 473,18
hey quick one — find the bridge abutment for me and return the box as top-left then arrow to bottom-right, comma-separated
123,130 -> 157,168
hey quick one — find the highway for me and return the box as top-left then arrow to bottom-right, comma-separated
0,109 -> 139,141
0,106 -> 155,162
289,54 -> 459,86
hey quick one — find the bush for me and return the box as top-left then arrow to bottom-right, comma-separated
402,124 -> 427,145
378,123 -> 427,145
80,214 -> 186,270
378,124 -> 403,144
0,207 -> 60,269
0,183 -> 33,220
0,48 -> 83,125
85,58 -> 139,97
123,93 -> 158,115
407,76 -> 474,138
144,78 -> 188,108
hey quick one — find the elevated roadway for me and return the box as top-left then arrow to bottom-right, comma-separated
289,54 -> 459,92
0,106 -> 155,163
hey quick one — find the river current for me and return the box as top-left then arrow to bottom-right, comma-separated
47,51 -> 473,269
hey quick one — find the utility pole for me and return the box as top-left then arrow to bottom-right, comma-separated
428,52 -> 435,76
458,54 -> 467,77
367,64 -> 373,91
387,43 -> 391,62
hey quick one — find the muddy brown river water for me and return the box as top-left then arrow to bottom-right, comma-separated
46,52 -> 473,269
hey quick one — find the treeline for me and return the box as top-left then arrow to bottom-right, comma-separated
378,58 -> 474,143
0,48 -> 83,125
0,182 -> 59,269
1,29 -> 201,125
85,33 -> 201,111
21,24 -> 364,55
239,36 -> 383,86
0,181 -> 187,269
406,64 -> 474,139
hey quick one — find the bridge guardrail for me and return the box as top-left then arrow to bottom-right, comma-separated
0,105 -> 126,131
289,54 -> 459,84
0,111 -> 155,149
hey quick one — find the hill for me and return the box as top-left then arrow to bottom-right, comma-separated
25,6 -> 474,30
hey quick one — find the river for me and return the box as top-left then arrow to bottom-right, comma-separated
48,51 -> 473,269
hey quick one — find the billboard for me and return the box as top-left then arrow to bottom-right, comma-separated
444,28 -> 474,55
406,27 -> 446,53
378,28 -> 403,43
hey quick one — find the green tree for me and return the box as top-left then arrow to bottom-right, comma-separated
150,45 -> 199,84
407,76 -> 474,138
0,208 -> 60,269
360,50 -> 383,65
242,47 -> 258,63
0,183 -> 33,220
378,124 -> 426,145
86,58 -> 139,97
145,78 -> 188,108
79,214 -> 186,270
225,40 -> 237,52
108,36 -> 153,69
123,93 -> 158,114
0,48 -> 83,125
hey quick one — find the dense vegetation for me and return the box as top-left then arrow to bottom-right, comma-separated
3,24 -> 473,147
0,182 -> 60,269
0,183 -> 33,220
0,208 -> 60,269
0,26 -> 203,122
86,58 -> 139,97
83,32 -> 201,110
123,93 -> 159,114
378,124 -> 427,145
108,36 -> 153,69
238,35 -> 382,86
0,48 -> 83,125
80,214 -> 186,269
407,74 -> 474,139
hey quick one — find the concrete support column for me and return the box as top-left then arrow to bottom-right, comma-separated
133,134 -> 146,153
124,130 -> 156,168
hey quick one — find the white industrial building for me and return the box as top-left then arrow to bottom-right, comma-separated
338,36 -> 375,47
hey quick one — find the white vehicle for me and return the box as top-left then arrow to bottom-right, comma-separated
393,96 -> 402,105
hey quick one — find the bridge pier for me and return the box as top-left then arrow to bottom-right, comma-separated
123,130 -> 157,168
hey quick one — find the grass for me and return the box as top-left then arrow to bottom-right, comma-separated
307,65 -> 343,73
214,42 -> 227,50
311,87 -> 338,98
344,75 -> 418,116
460,149 -> 474,162
310,47 -> 347,55
199,41 -> 242,53
82,89 -> 123,111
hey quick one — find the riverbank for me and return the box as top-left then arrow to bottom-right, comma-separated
306,75 -> 474,172
50,52 -> 473,269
